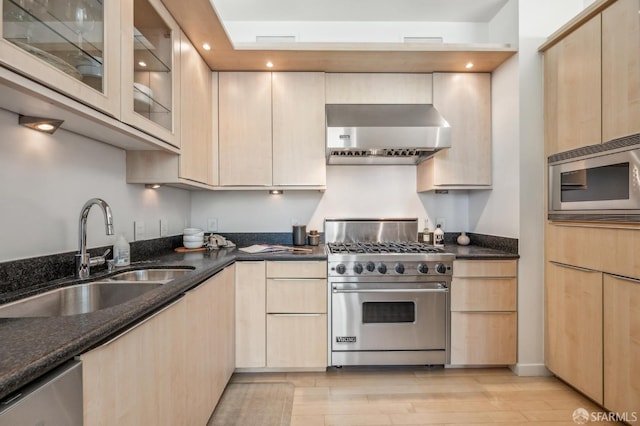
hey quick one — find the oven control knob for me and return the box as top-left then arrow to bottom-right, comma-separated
395,263 -> 405,274
377,263 -> 387,274
417,263 -> 429,274
366,261 -> 376,272
435,263 -> 447,274
336,264 -> 347,274
353,263 -> 363,274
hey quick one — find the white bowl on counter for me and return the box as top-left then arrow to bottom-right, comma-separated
183,228 -> 203,235
183,240 -> 203,249
183,234 -> 204,242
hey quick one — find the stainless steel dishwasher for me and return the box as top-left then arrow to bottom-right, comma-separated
0,360 -> 82,426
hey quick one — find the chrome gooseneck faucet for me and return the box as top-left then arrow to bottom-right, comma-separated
75,198 -> 114,278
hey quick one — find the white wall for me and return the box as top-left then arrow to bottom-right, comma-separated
0,108 -> 191,262
191,165 -> 469,234
469,0 -> 520,239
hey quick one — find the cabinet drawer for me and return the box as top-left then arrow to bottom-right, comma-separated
451,312 -> 517,365
453,260 -> 517,278
266,261 -> 327,278
451,278 -> 517,312
266,314 -> 327,368
267,279 -> 327,313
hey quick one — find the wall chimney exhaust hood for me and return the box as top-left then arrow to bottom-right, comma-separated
326,104 -> 451,165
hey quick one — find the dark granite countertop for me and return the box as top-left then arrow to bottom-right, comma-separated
0,240 -> 515,401
443,244 -> 520,260
0,245 -> 328,401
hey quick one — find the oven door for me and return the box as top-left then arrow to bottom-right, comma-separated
331,281 -> 448,352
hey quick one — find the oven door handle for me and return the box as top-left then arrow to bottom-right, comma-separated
332,288 -> 448,294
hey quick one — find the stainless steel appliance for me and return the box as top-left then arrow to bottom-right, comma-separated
326,104 -> 451,165
325,218 -> 454,366
0,360 -> 82,425
548,133 -> 640,222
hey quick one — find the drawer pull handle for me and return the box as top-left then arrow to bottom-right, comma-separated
606,273 -> 640,284
549,261 -> 598,273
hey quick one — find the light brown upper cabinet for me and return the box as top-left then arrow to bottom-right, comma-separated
543,15 -> 601,155
0,0 -> 121,117
178,34 -> 215,185
126,34 -> 215,189
218,72 -> 273,186
218,71 -> 326,188
325,73 -> 432,104
602,0 -> 640,142
121,0 -> 181,146
417,73 -> 491,191
272,72 -> 326,186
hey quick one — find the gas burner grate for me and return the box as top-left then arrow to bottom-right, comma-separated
327,241 -> 444,254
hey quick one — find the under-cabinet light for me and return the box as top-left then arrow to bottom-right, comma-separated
202,43 -> 211,51
19,115 -> 64,134
138,61 -> 147,67
266,61 -> 274,68
145,184 -> 162,189
465,62 -> 474,69
269,189 -> 283,195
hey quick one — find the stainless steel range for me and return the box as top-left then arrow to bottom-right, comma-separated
325,218 -> 454,367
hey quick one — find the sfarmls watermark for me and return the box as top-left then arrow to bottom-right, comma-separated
572,407 -> 638,424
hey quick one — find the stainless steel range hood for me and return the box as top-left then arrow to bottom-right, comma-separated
326,104 -> 451,165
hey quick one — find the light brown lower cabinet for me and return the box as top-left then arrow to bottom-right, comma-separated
604,274 -> 640,422
81,299 -> 187,426
236,260 -> 328,370
545,261 -> 603,404
82,266 -> 235,426
235,261 -> 267,368
266,314 -> 327,368
450,312 -> 517,365
450,260 -> 517,365
185,266 -> 235,426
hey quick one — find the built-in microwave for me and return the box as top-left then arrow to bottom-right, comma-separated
548,134 -> 640,222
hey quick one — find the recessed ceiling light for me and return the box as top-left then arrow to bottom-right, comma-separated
138,61 -> 147,67
266,61 -> 274,68
202,43 -> 211,51
465,62 -> 474,69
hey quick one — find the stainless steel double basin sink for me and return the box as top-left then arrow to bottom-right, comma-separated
0,268 -> 192,318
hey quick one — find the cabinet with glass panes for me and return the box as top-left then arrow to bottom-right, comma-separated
121,0 -> 180,147
1,0 -> 121,116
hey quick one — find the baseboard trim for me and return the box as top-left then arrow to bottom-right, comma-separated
511,363 -> 552,376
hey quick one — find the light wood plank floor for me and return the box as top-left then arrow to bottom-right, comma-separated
231,367 -> 622,425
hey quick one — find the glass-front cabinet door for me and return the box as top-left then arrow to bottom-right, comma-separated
1,0 -> 120,117
121,0 -> 180,147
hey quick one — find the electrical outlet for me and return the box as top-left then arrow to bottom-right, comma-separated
436,217 -> 447,230
134,221 -> 145,241
207,218 -> 218,232
160,219 -> 169,237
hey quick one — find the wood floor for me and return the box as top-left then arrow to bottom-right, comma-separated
230,367 -> 622,425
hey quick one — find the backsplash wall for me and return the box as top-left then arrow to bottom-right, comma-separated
191,165 -> 470,234
0,108 -> 191,262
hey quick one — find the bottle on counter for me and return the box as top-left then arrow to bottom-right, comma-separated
113,234 -> 130,266
422,219 -> 433,244
433,224 -> 445,247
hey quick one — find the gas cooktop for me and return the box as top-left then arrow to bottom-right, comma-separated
327,241 -> 445,255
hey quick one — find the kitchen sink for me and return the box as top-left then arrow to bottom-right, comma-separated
106,268 -> 192,282
0,282 -> 163,318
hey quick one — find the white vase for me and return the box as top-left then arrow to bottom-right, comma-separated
457,232 -> 470,246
